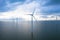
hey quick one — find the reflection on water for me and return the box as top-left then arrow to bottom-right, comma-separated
0,20 -> 60,40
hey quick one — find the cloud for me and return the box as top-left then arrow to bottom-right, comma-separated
41,0 -> 60,6
40,5 -> 60,15
37,0 -> 60,15
0,0 -> 40,13
0,0 -> 40,21
0,0 -> 19,12
0,0 -> 34,12
0,0 -> 60,21
9,0 -> 25,3
1,0 -> 60,15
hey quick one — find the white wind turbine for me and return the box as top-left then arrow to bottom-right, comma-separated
26,8 -> 38,40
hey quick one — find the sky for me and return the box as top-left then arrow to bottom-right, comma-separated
0,0 -> 60,21
0,0 -> 60,14
40,0 -> 60,15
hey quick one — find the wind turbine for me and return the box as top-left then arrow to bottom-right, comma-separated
54,15 -> 58,20
26,8 -> 37,40
55,15 -> 57,20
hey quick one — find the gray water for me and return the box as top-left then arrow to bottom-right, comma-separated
0,20 -> 60,40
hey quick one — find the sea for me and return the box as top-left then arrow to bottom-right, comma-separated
0,20 -> 60,40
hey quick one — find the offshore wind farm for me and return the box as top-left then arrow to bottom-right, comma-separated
0,11 -> 60,40
0,0 -> 60,40
0,10 -> 60,40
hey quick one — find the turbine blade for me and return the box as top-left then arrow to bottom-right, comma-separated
32,8 -> 35,15
26,14 -> 31,15
33,16 -> 40,24
26,8 -> 36,16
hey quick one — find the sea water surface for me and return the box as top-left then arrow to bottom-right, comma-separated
0,20 -> 60,40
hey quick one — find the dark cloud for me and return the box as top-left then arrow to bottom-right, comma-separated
0,0 -> 37,12
9,0 -> 25,3
39,0 -> 60,15
43,0 -> 60,6
0,0 -> 33,12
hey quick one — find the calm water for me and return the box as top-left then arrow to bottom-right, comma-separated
0,20 -> 60,40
